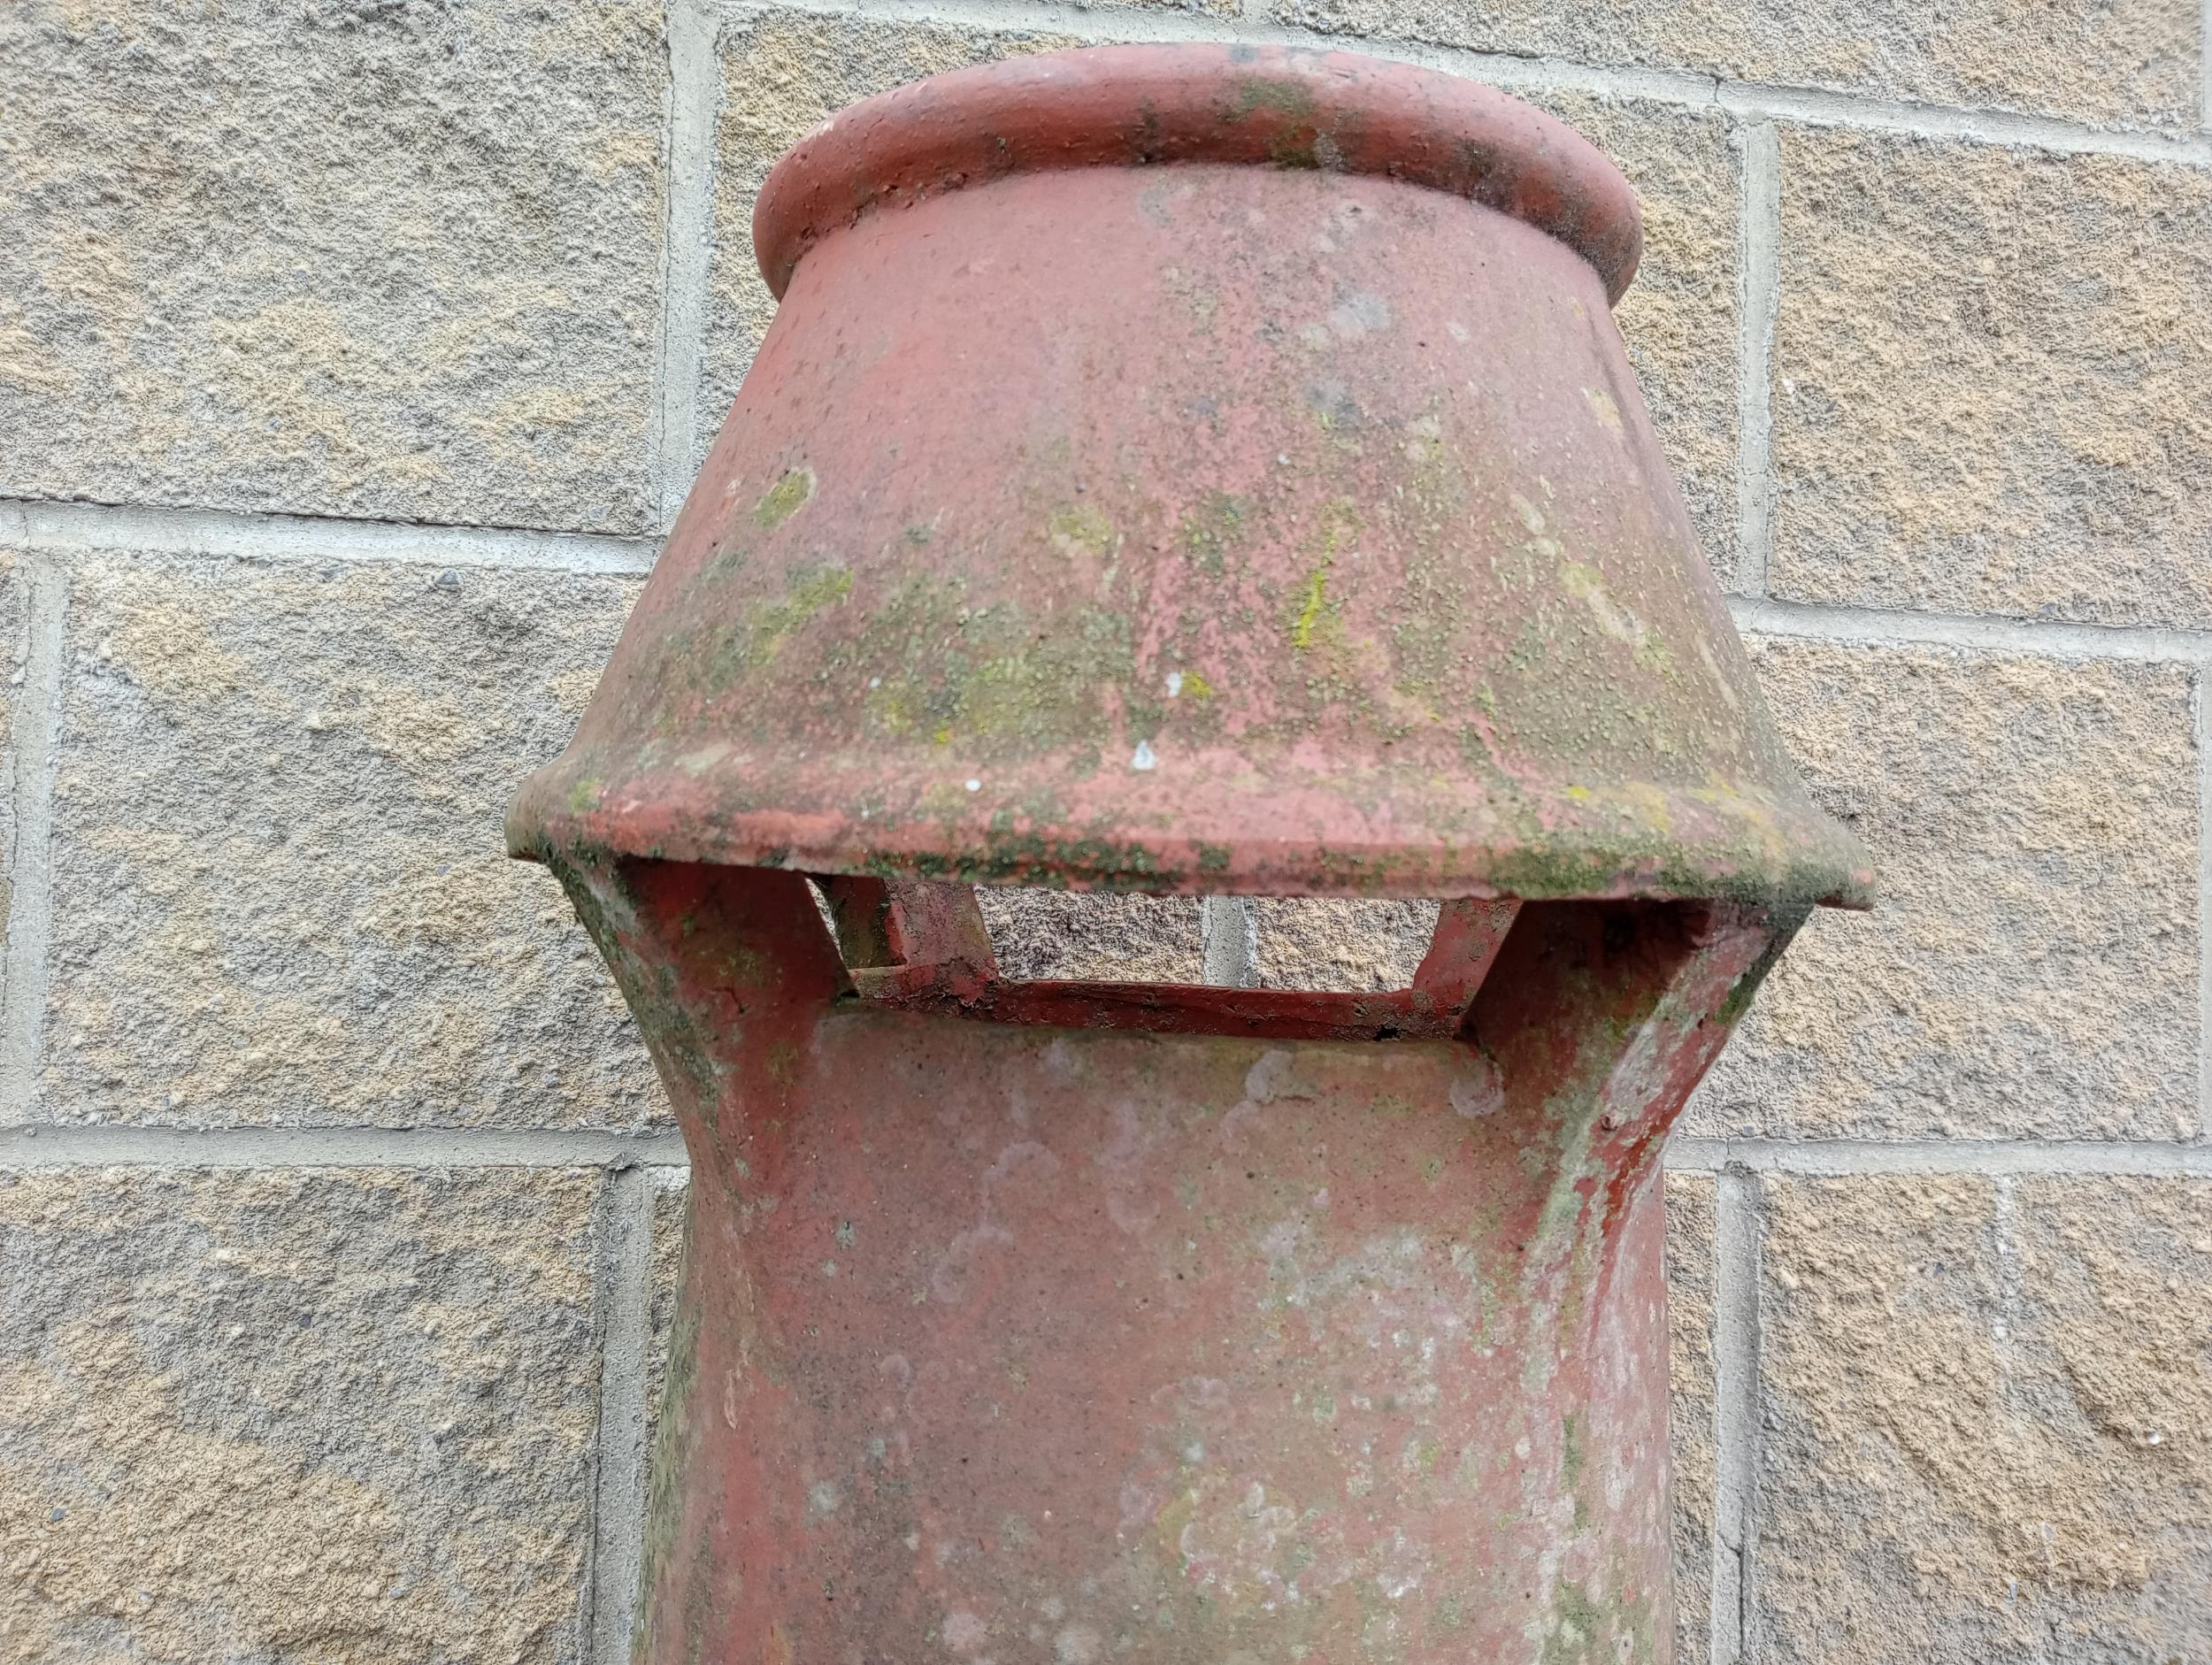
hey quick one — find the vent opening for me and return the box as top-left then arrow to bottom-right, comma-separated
804,879 -> 1517,1041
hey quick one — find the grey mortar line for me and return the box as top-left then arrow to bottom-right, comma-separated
2199,670 -> 2212,1143
1667,1135 -> 2212,1176
1731,595 -> 2212,665
1706,1167 -> 1763,1664
0,563 -> 65,1121
1732,122 -> 1781,597
1201,896 -> 1261,987
586,1166 -> 658,1665
0,1124 -> 691,1169
2,497 -> 657,577
657,0 -> 725,532
771,0 -> 2212,164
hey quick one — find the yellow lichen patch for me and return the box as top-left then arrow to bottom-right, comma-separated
735,564 -> 852,674
1048,503 -> 1118,560
1290,562 -> 1331,650
754,465 -> 817,531
1545,558 -> 1680,681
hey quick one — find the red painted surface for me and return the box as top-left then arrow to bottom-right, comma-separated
507,42 -> 1870,1665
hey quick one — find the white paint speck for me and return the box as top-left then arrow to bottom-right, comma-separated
1164,671 -> 1184,697
1449,1073 -> 1502,1118
943,1611 -> 988,1654
1326,291 -> 1392,339
1243,1048 -> 1297,1102
964,779 -> 982,792
1130,741 -> 1156,771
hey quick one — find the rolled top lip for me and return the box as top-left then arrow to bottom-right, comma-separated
753,42 -> 1643,305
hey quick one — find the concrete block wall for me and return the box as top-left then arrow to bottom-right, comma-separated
3,2 -> 2208,1661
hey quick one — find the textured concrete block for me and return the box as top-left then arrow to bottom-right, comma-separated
1526,94 -> 1743,568
701,12 -> 1079,466
1666,1170 -> 1718,1663
1770,129 -> 2212,627
42,555 -> 661,1129
0,1 -> 664,533
1695,638 -> 2195,1139
1757,1174 -> 2212,1661
979,894 -> 1438,990
1269,0 -> 2198,129
1249,898 -> 1437,990
0,1165 -> 601,1663
979,890 -> 1208,982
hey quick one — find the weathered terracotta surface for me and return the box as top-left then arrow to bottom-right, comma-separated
511,44 -> 1871,909
556,857 -> 1799,1665
507,42 -> 1870,1665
